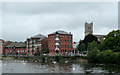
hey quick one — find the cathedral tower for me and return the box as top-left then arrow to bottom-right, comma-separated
84,22 -> 93,36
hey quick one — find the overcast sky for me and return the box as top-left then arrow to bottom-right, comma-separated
2,2 -> 118,42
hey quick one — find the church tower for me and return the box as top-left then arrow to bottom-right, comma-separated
84,21 -> 93,36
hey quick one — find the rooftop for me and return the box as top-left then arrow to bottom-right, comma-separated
94,35 -> 106,37
48,30 -> 72,35
6,42 -> 26,48
31,34 -> 46,39
27,34 -> 47,42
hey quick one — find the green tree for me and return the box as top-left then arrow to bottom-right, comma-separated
44,49 -> 49,54
87,47 -> 99,63
34,51 -> 40,56
77,43 -> 87,52
88,41 -> 100,51
98,50 -> 117,63
101,30 -> 120,52
116,53 -> 120,64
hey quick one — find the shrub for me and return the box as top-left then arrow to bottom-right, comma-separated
98,50 -> 117,63
116,53 -> 120,64
87,47 -> 99,63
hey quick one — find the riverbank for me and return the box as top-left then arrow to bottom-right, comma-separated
1,56 -> 87,63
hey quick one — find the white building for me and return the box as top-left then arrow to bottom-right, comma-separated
73,42 -> 79,49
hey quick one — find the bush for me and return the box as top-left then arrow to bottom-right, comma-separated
34,52 -> 40,56
98,50 -> 117,63
87,47 -> 99,63
116,53 -> 120,64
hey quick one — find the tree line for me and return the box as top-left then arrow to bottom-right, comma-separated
77,30 -> 120,64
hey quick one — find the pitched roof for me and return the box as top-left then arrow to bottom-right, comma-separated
94,35 -> 106,37
6,42 -> 26,48
27,34 -> 47,42
32,34 -> 46,38
48,30 -> 72,35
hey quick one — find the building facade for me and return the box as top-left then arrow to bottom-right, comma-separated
2,41 -> 12,55
26,34 -> 48,56
84,21 -> 106,42
0,39 -> 4,57
94,35 -> 106,42
4,42 -> 26,56
84,22 -> 93,36
48,30 -> 74,55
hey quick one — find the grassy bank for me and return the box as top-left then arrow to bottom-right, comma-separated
1,55 -> 87,63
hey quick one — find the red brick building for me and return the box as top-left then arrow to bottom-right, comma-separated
48,30 -> 74,55
4,42 -> 26,56
2,41 -> 12,55
26,34 -> 48,56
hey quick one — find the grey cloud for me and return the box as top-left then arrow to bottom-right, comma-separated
2,2 -> 118,42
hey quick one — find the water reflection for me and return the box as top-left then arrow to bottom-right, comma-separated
2,59 -> 120,74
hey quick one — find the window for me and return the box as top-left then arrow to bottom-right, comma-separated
90,27 -> 91,29
63,45 -> 64,47
63,40 -> 64,42
67,36 -> 69,38
18,50 -> 19,53
65,50 -> 66,52
63,36 -> 64,38
67,40 -> 69,42
56,40 -> 59,43
56,34 -> 59,38
70,40 -> 72,42
65,45 -> 66,48
67,45 -> 69,48
70,45 -> 71,48
56,45 -> 59,48
65,36 -> 66,38
65,40 -> 66,42
61,40 -> 62,42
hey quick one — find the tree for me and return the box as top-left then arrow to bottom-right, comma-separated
84,34 -> 100,47
88,41 -> 100,51
98,50 -> 117,63
44,49 -> 49,54
116,53 -> 120,64
87,47 -> 99,63
77,43 -> 87,52
77,34 -> 100,52
101,30 -> 120,52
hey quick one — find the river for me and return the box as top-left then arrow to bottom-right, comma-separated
1,59 -> 120,74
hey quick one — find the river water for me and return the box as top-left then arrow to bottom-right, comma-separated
1,59 -> 120,74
